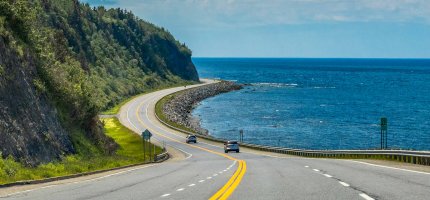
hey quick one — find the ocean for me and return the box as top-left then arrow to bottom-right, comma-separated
191,58 -> 430,150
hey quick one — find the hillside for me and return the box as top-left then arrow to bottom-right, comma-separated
0,0 -> 198,166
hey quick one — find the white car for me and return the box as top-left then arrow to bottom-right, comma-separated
224,141 -> 240,153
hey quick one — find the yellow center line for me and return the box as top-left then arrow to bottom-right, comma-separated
219,160 -> 247,200
133,92 -> 246,200
209,160 -> 245,200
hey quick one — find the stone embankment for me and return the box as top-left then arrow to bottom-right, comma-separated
163,81 -> 242,134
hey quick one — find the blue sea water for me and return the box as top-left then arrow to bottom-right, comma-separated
191,58 -> 430,150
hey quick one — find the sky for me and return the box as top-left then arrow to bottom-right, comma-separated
81,0 -> 430,58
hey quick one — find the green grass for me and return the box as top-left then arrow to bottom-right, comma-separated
155,90 -> 198,134
0,117 -> 161,185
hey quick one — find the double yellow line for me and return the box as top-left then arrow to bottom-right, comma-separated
209,160 -> 247,200
133,92 -> 246,200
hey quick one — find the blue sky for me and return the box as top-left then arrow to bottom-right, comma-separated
82,0 -> 430,58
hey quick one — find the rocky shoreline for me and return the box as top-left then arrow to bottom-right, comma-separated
162,81 -> 243,135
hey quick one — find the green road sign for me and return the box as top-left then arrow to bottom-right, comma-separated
142,129 -> 152,140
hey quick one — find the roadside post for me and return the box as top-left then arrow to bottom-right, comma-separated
142,129 -> 153,162
239,130 -> 244,143
380,117 -> 388,149
153,139 -> 156,162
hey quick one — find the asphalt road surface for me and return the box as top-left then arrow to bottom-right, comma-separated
2,80 -> 430,200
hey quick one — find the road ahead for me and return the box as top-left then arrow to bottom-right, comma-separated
2,80 -> 430,200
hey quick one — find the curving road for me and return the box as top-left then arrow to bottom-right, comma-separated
2,80 -> 430,200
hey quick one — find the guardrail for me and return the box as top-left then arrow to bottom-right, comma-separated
155,108 -> 430,166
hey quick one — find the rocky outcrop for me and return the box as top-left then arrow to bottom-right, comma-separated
163,81 -> 243,134
0,38 -> 75,166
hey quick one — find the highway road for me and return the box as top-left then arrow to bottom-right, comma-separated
2,80 -> 430,200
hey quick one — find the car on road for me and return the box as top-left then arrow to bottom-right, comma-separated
186,135 -> 197,143
224,140 -> 240,153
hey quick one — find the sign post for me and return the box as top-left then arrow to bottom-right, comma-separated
239,130 -> 244,143
380,117 -> 388,149
142,130 -> 153,162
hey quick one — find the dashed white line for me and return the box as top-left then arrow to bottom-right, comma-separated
339,181 -> 350,187
161,194 -> 171,197
199,180 -> 205,183
213,174 -> 218,176
348,160 -> 430,175
313,169 -> 320,172
168,145 -> 193,159
219,171 -> 223,174
207,177 -> 212,179
176,188 -> 185,192
323,174 -> 332,178
359,193 -> 375,200
304,166 -> 309,168
223,169 -> 227,172
188,183 -> 196,187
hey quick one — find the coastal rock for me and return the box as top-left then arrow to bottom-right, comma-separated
163,81 -> 242,134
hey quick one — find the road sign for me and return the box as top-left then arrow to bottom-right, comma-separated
142,129 -> 152,140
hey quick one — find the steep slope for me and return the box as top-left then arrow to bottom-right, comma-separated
0,38 -> 75,166
0,0 -> 198,166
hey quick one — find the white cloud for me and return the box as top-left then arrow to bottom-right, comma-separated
99,0 -> 430,30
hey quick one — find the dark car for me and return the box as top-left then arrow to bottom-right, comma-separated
224,140 -> 240,153
186,135 -> 197,143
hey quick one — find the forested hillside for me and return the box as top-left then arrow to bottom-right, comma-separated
0,0 -> 198,166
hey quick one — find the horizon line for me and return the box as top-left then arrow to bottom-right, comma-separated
192,57 -> 430,60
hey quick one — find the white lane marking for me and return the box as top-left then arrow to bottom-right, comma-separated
207,177 -> 212,179
176,188 -> 185,192
199,180 -> 205,183
126,101 -> 140,132
223,169 -> 227,172
339,181 -> 350,187
347,160 -> 430,175
323,174 -> 332,178
161,194 -> 171,197
219,171 -> 223,174
213,174 -> 218,176
167,145 -> 192,159
359,193 -> 375,200
228,161 -> 237,168
188,183 -> 196,187
1,164 -> 157,198
313,169 -> 320,172
304,166 -> 309,168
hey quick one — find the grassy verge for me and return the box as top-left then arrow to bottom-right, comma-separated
0,118 -> 161,185
155,90 -> 198,134
102,81 -> 197,115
